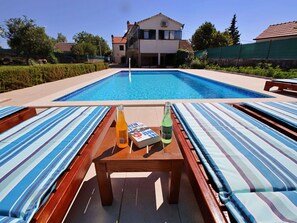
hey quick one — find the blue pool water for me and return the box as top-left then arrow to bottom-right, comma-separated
55,70 -> 271,101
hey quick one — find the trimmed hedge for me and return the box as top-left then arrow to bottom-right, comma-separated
0,62 -> 108,93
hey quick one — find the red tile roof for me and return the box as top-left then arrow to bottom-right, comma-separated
254,21 -> 297,40
54,42 -> 75,52
179,40 -> 193,51
112,36 -> 127,44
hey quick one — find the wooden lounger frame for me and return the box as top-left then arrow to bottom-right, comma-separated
31,107 -> 116,223
264,80 -> 297,92
233,104 -> 297,141
0,107 -> 36,133
172,111 -> 229,223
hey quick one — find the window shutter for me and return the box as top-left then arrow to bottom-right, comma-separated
159,30 -> 164,40
149,30 -> 156,39
138,30 -> 144,39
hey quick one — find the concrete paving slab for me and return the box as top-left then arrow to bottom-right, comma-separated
1,68 -> 296,223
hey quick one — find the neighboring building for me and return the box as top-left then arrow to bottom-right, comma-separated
178,40 -> 193,52
254,21 -> 297,42
125,13 -> 184,67
54,42 -> 75,53
111,35 -> 127,64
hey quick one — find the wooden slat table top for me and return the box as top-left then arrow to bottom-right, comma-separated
94,127 -> 184,162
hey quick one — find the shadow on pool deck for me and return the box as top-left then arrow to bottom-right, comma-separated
1,68 -> 296,223
63,165 -> 204,223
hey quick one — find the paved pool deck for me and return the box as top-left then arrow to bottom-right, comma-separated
0,68 -> 296,223
1,68 -> 296,126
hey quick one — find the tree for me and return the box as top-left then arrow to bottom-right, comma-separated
71,43 -> 84,56
0,25 -> 4,49
213,30 -> 233,47
93,36 -> 110,56
104,49 -> 112,57
56,32 -> 67,43
191,22 -> 216,51
71,42 -> 96,56
228,14 -> 240,45
0,25 -> 4,37
191,22 -> 232,51
50,33 -> 67,48
73,31 -> 93,43
73,31 -> 110,56
2,16 -> 53,64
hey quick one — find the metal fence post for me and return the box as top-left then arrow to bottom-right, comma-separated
266,40 -> 272,61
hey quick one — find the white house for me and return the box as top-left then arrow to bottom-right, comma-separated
111,35 -> 127,64
125,13 -> 184,67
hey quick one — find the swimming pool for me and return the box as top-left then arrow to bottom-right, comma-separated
55,70 -> 271,101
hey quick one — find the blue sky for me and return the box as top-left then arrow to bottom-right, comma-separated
0,0 -> 296,48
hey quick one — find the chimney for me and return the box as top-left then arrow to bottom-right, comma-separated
127,21 -> 130,30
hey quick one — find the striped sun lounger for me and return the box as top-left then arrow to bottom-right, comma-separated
0,106 -> 36,133
264,78 -> 297,91
0,106 -> 25,119
0,106 -> 112,223
226,191 -> 297,223
272,78 -> 297,84
241,101 -> 297,130
172,103 -> 297,222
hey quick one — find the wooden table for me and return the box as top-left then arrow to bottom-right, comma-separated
93,127 -> 184,205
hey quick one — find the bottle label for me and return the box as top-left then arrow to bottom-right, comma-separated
119,130 -> 128,144
161,126 -> 172,140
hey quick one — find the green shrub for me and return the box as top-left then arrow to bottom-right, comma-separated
48,53 -> 59,64
206,63 -> 297,79
206,63 -> 220,70
176,49 -> 193,67
190,58 -> 207,69
0,62 -> 108,92
178,64 -> 190,69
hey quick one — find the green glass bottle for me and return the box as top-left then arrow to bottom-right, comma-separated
161,102 -> 172,144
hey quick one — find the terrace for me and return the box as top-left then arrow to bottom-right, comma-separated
0,68 -> 296,223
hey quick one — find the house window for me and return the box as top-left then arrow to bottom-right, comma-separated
159,30 -> 182,40
139,29 -> 156,40
119,45 -> 124,51
144,31 -> 149,39
174,30 -> 182,40
164,31 -> 169,39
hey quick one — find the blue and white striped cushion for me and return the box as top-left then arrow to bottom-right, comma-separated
0,106 -> 110,222
226,191 -> 297,223
241,101 -> 297,130
0,215 -> 24,223
172,103 -> 297,200
273,78 -> 297,84
0,106 -> 25,120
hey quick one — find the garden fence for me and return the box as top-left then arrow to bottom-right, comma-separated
195,38 -> 297,60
